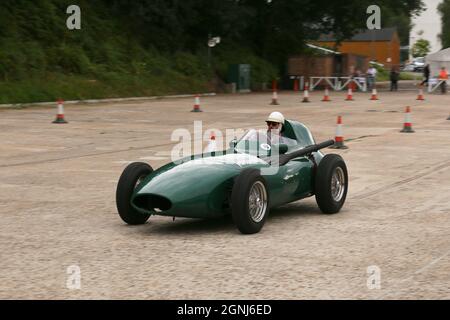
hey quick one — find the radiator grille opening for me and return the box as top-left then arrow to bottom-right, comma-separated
134,194 -> 172,212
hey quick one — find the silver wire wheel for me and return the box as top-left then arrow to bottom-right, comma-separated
248,181 -> 268,223
331,167 -> 346,202
315,154 -> 348,214
231,168 -> 270,234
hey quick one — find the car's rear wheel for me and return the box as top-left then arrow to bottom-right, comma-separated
231,168 -> 269,234
116,162 -> 153,225
315,154 -> 348,214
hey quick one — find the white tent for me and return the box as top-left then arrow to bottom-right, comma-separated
425,48 -> 450,77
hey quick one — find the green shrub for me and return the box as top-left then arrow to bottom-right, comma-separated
173,52 -> 211,79
0,40 -> 27,80
47,45 -> 92,74
0,1 -> 281,103
214,44 -> 278,87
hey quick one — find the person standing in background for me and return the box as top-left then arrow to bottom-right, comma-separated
439,67 -> 448,94
367,66 -> 377,90
390,66 -> 400,91
421,64 -> 430,87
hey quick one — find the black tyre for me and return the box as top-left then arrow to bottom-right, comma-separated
231,168 -> 269,234
315,154 -> 348,214
116,162 -> 153,225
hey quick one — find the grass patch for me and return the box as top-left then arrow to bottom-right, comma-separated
0,72 -> 211,104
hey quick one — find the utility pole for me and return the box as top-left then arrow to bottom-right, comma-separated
207,33 -> 212,68
207,33 -> 221,68
371,29 -> 376,62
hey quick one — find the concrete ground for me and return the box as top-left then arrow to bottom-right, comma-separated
0,90 -> 449,300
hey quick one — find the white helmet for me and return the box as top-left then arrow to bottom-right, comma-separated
266,112 -> 285,125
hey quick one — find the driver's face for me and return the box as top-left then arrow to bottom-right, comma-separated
266,121 -> 280,130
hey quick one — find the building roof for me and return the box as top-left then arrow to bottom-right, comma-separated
318,27 -> 398,42
306,43 -> 341,55
426,47 -> 450,62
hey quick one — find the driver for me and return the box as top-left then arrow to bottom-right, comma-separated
266,111 -> 287,144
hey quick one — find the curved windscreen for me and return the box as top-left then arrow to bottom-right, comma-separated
234,129 -> 298,157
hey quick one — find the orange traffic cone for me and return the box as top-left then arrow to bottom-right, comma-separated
270,90 -> 279,105
345,88 -> 354,101
302,83 -> 310,103
400,106 -> 415,133
52,99 -> 68,124
330,116 -> 348,149
191,95 -> 203,112
370,88 -> 379,100
322,87 -> 331,102
270,80 -> 280,105
293,79 -> 299,92
417,88 -> 425,101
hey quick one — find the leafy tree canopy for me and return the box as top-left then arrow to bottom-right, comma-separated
412,38 -> 431,57
438,0 -> 450,49
0,0 -> 425,79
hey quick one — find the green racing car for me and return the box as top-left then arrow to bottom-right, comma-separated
116,120 -> 348,234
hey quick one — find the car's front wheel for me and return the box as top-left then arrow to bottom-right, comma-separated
231,168 -> 269,234
315,154 -> 348,214
116,162 -> 153,225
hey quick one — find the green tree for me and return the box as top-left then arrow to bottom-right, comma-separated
412,39 -> 431,57
0,0 -> 427,85
438,0 -> 450,49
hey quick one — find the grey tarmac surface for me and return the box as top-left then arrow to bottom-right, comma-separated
0,90 -> 449,299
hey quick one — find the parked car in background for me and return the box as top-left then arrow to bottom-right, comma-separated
412,57 -> 425,72
401,64 -> 416,72
401,58 -> 424,73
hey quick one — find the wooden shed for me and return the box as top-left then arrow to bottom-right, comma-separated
287,53 -> 369,78
315,27 -> 400,68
